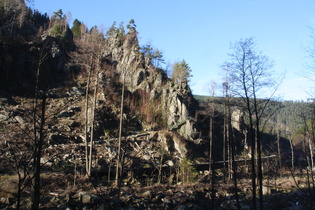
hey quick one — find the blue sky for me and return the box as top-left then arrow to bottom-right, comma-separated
31,0 -> 315,101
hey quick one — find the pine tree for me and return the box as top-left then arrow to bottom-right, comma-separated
171,59 -> 192,84
71,19 -> 82,39
127,19 -> 136,32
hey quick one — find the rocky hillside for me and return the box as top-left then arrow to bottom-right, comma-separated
0,0 -> 202,137
0,0 -> 205,179
0,1 -> 212,208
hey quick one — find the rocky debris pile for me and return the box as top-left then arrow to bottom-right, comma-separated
0,78 -> 203,178
0,179 -> 311,209
40,130 -> 194,178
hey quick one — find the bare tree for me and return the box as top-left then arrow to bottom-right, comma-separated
289,138 -> 295,171
207,81 -> 217,174
277,129 -> 282,169
115,74 -> 125,197
206,81 -> 219,209
223,37 -> 280,210
32,92 -> 46,210
84,57 -> 92,176
31,45 -> 52,210
68,26 -> 105,176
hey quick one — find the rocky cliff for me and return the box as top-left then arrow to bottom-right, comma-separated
101,29 -> 199,140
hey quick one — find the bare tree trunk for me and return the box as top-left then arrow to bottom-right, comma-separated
289,138 -> 294,171
32,94 -> 46,210
257,129 -> 263,210
306,156 -> 313,209
31,50 -> 48,210
308,137 -> 315,190
230,118 -> 240,210
227,121 -> 232,180
309,138 -> 314,170
209,104 -> 215,209
253,98 -> 263,210
209,111 -> 213,174
84,67 -> 91,176
250,132 -> 257,210
115,75 -> 125,187
17,174 -> 23,210
223,88 -> 240,209
88,65 -> 99,176
223,112 -> 227,183
157,151 -> 164,184
277,131 -> 281,169
108,162 -> 111,185
74,156 -> 77,186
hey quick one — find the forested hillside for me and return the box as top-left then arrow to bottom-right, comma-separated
0,1 -> 314,209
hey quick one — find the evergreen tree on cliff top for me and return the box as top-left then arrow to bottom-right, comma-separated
171,59 -> 192,84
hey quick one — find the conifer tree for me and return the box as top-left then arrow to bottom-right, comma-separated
127,19 -> 136,32
153,49 -> 165,69
171,59 -> 192,84
71,19 -> 82,39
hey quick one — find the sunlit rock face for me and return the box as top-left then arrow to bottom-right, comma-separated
103,30 -> 199,140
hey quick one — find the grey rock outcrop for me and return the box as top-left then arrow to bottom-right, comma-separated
231,109 -> 243,132
103,31 -> 199,140
0,114 -> 8,122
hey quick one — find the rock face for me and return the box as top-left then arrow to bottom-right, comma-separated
231,109 -> 244,132
103,31 -> 199,140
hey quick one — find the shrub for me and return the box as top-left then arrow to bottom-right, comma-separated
50,24 -> 63,37
179,158 -> 197,184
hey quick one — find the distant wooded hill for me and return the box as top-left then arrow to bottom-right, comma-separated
194,94 -> 312,141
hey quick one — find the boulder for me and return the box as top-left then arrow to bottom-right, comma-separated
41,157 -> 53,167
14,115 -> 24,124
0,114 -> 8,122
58,124 -> 71,132
142,190 -> 152,199
70,87 -> 84,97
49,133 -> 69,145
80,193 -> 101,204
166,160 -> 174,167
143,154 -> 151,161
59,111 -> 74,118
0,197 -> 11,205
